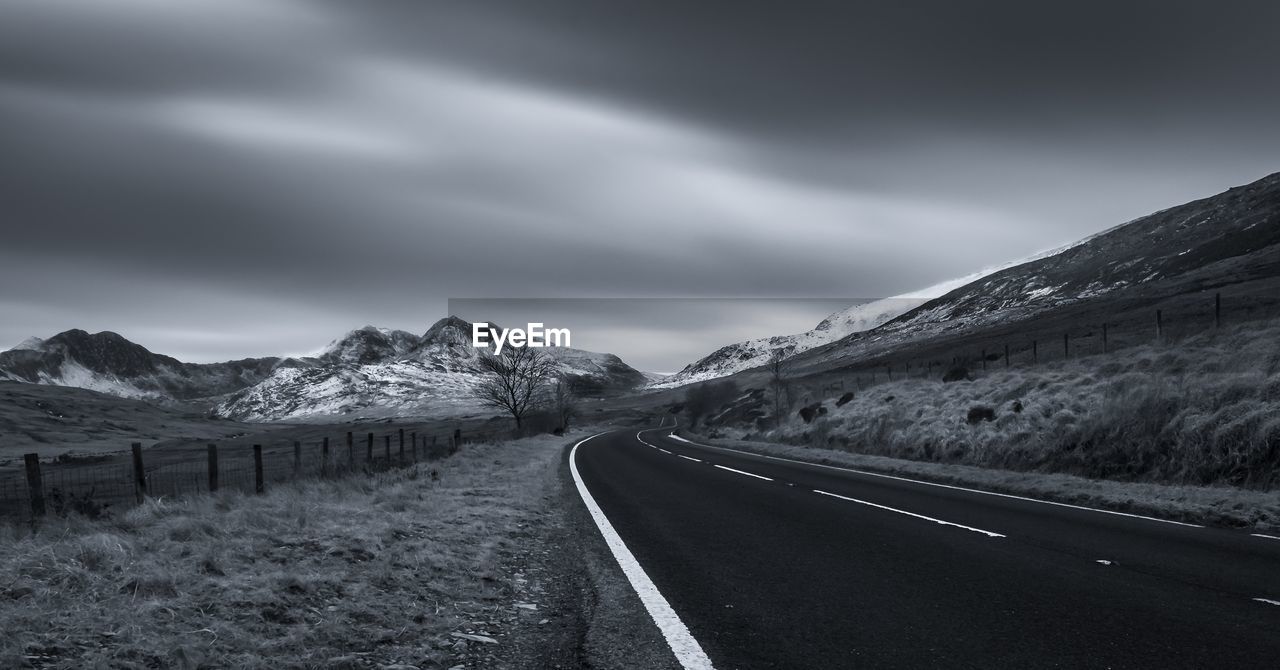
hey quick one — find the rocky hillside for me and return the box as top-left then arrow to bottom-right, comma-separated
652,297 -> 927,388
0,330 -> 280,400
786,171 -> 1280,372
886,172 -> 1280,333
2,317 -> 647,422
214,317 -> 646,422
658,171 -> 1280,388
319,326 -> 421,365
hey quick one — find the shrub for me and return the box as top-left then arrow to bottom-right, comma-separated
966,406 -> 996,424
684,380 -> 740,428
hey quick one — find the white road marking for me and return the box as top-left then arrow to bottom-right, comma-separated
1253,598 -> 1280,606
1096,560 -> 1113,565
570,433 -> 716,670
713,464 -> 774,481
676,454 -> 702,463
1251,533 -> 1280,541
813,489 -> 1006,538
659,448 -> 672,455
669,434 -> 1202,528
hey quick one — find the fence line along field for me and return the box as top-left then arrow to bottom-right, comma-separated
0,424 -> 506,524
799,289 -> 1275,396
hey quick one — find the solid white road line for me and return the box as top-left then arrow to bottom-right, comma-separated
814,489 -> 1005,538
1253,597 -> 1280,606
713,464 -> 774,481
668,434 -> 1202,528
570,433 -> 716,670
676,454 -> 703,463
1251,533 -> 1280,541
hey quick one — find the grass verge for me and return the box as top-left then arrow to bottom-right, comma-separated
724,319 -> 1280,491
0,430 -> 586,669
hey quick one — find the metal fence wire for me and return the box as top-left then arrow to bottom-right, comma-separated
1,426 -> 505,524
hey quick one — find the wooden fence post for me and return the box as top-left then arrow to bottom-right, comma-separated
366,433 -> 374,463
1063,332 -> 1069,359
347,432 -> 354,469
411,432 -> 418,463
384,434 -> 391,462
293,441 -> 301,477
253,445 -> 264,494
398,429 -> 405,464
1156,309 -> 1163,340
207,444 -> 218,492
23,454 -> 45,518
322,437 -> 331,476
981,349 -> 987,371
453,428 -> 462,452
1102,323 -> 1108,353
1032,339 -> 1038,364
886,365 -> 892,381
131,442 -> 146,504
1215,293 -> 1221,329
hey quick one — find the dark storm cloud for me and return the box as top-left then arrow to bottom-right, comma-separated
2,0 -> 1277,368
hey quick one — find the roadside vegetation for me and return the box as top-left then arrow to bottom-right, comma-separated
697,319 -> 1280,492
0,432 -> 579,669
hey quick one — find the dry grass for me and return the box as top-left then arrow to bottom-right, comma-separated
755,319 -> 1280,490
0,431 -> 581,669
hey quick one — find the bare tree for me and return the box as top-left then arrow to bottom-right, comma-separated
766,348 -> 792,423
474,346 -> 556,430
550,377 -> 579,432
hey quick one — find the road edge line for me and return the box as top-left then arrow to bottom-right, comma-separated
569,432 -> 716,670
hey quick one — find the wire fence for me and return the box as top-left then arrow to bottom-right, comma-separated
791,289 -> 1278,400
0,426 -> 509,525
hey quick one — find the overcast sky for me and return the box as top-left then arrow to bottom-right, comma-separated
2,0 -> 1278,370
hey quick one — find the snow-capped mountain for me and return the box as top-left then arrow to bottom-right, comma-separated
0,329 -> 281,400
213,316 -> 646,422
777,171 -> 1280,372
320,326 -> 421,365
651,297 -> 929,388
657,171 -> 1280,388
0,317 -> 646,421
653,241 -> 1080,389
6,336 -> 44,352
878,173 -> 1280,333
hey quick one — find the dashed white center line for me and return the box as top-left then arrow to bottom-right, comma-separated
814,489 -> 1005,538
713,464 -> 773,481
658,448 -> 672,454
669,433 -> 1201,528
1253,597 -> 1280,607
676,454 -> 702,463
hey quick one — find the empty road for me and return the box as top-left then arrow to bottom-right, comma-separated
570,428 -> 1280,669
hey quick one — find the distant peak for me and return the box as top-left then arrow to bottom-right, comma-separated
7,336 -> 44,352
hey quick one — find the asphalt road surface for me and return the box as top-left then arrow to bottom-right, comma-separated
570,427 -> 1280,669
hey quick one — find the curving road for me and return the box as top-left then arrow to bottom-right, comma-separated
570,427 -> 1280,669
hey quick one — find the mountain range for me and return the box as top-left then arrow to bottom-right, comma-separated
658,171 -> 1280,386
1,317 -> 646,422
